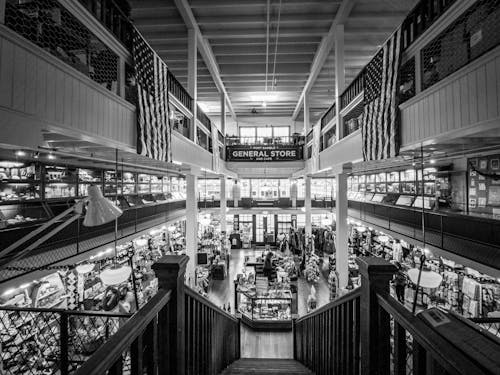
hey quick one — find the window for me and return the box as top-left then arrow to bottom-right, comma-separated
279,179 -> 290,198
256,127 -> 273,143
239,126 -> 290,143
240,179 -> 251,198
273,127 -> 290,139
240,128 -> 256,144
297,178 -> 305,199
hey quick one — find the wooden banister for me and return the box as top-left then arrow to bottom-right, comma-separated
295,288 -> 361,323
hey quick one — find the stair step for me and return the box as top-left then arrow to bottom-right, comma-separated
219,359 -> 314,374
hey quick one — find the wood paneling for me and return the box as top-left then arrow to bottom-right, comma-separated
400,46 -> 500,147
0,28 -> 136,148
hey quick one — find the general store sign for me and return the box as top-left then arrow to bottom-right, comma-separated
226,146 -> 302,161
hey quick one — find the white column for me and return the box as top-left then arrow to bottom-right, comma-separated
335,172 -> 348,289
220,93 -> 226,136
305,176 -> 312,236
304,95 -> 310,134
233,181 -> 240,208
334,24 -> 345,141
0,0 -> 6,24
188,28 -> 198,143
220,176 -> 227,234
185,173 -> 198,285
290,179 -> 297,208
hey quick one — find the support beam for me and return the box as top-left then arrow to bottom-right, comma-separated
335,24 -> 345,141
304,95 -> 310,134
173,0 -> 237,119
185,173 -> 198,285
220,93 -> 226,135
335,170 -> 348,289
291,0 -> 354,120
220,176 -> 227,234
188,28 -> 198,142
305,176 -> 312,237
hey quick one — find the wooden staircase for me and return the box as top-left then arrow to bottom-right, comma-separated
219,359 -> 315,374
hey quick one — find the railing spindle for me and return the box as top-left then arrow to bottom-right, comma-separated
393,322 -> 407,375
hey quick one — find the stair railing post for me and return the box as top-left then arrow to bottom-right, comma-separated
153,255 -> 189,375
357,257 -> 397,375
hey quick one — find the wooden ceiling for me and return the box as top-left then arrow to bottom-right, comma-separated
131,0 -> 416,122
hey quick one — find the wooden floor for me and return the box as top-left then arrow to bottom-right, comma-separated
220,358 -> 314,374
207,248 -> 331,316
240,325 -> 293,359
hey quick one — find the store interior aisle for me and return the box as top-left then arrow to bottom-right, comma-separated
207,248 -> 331,316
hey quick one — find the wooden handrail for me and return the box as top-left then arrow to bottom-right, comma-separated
295,288 -> 361,323
377,293 -> 492,375
74,289 -> 172,375
0,304 -> 131,318
185,286 -> 239,323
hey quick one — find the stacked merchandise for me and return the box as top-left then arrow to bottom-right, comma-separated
349,223 -> 500,318
195,266 -> 210,296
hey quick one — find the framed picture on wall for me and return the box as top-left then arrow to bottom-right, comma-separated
491,159 -> 500,170
479,160 -> 488,170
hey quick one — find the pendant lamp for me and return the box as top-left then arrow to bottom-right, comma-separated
83,185 -> 123,227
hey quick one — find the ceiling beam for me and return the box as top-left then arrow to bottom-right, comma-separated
173,0 -> 237,119
291,0 -> 354,120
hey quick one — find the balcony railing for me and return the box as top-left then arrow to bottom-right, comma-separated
4,0 -> 119,95
401,0 -> 458,51
225,136 -> 304,146
196,105 -> 212,131
167,70 -> 193,112
78,0 -> 133,49
320,102 -> 336,129
340,70 -> 364,110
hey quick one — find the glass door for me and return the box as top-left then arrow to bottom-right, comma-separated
256,214 -> 274,243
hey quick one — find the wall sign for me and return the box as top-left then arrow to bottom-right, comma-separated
226,146 -> 302,162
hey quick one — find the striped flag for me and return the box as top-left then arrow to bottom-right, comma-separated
132,29 -> 171,162
361,28 -> 402,161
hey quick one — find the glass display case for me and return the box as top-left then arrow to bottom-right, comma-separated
122,172 -> 137,195
238,293 -> 292,321
0,202 -> 49,228
138,174 -> 151,195
44,166 -> 77,199
0,161 -> 41,203
104,170 -> 119,196
78,168 -> 103,197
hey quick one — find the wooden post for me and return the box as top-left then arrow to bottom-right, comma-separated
0,0 -> 6,25
357,257 -> 397,375
153,255 -> 189,375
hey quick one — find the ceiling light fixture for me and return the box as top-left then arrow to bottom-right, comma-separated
48,153 -> 56,160
15,150 -> 26,157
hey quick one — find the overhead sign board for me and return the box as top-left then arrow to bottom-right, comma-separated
226,146 -> 302,162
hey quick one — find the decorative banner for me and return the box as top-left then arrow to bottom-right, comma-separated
132,29 -> 172,162
226,146 -> 302,162
212,126 -> 220,173
361,27 -> 402,161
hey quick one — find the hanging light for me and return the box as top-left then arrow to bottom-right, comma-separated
199,214 -> 211,226
167,224 -> 177,232
100,265 -> 132,286
300,206 -> 306,212
76,263 -> 95,274
355,226 -> 367,232
408,268 -> 442,289
83,185 -> 123,227
321,214 -> 331,226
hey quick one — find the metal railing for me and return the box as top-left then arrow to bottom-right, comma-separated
74,256 -> 240,375
0,305 -> 130,375
421,0 -> 500,91
167,70 -> 193,111
4,0 -> 119,95
0,199 -> 186,283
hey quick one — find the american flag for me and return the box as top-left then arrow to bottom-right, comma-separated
361,28 -> 402,161
132,29 -> 171,162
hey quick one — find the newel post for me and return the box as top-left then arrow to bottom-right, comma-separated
357,257 -> 397,375
153,255 -> 189,375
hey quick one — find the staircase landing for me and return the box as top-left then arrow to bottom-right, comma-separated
220,359 -> 314,374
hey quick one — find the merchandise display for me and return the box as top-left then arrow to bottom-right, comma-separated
346,221 -> 500,319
